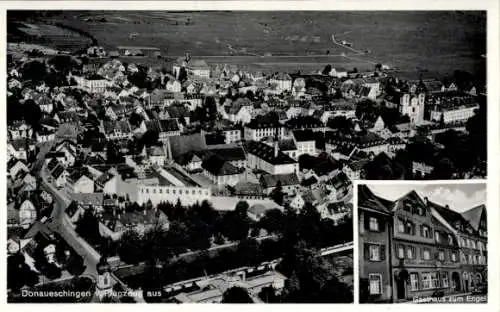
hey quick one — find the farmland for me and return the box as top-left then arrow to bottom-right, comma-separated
7,10 -> 486,80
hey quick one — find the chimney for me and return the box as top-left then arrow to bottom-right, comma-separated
445,204 -> 450,210
424,197 -> 429,206
274,141 -> 279,158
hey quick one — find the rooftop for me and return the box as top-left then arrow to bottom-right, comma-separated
245,141 -> 296,166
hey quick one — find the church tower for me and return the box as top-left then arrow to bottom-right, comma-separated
96,257 -> 113,299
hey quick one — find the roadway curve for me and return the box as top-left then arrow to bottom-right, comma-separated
40,163 -> 101,278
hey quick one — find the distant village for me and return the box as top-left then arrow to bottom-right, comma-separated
6,43 -> 485,303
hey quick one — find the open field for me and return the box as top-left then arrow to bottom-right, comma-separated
7,11 -> 486,80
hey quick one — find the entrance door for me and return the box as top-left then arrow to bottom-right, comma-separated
452,273 -> 461,291
397,278 -> 406,300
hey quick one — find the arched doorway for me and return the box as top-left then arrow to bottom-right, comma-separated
451,272 -> 461,291
395,270 -> 408,300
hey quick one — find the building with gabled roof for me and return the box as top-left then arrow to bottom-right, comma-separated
201,154 -> 245,187
244,141 -> 298,175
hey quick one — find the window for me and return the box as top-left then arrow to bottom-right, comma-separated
441,272 -> 449,288
153,189 -> 156,194
407,246 -> 415,259
172,189 -> 176,194
166,189 -> 169,194
369,274 -> 382,295
468,255 -> 473,264
369,245 -> 381,261
421,273 -> 432,290
438,251 -> 445,261
421,225 -> 432,238
460,237 -> 466,247
423,249 -> 431,260
467,239 -> 471,248
410,273 -> 419,291
471,240 -> 476,249
417,206 -> 425,216
146,188 -> 149,194
369,217 -> 379,231
404,221 -> 414,235
403,201 -> 412,212
435,232 -> 441,243
448,235 -> 454,245
451,252 -> 457,262
431,272 -> 440,288
397,219 -> 405,233
159,188 -> 162,194
397,246 -> 405,259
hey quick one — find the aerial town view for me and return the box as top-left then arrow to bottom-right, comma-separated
6,10 -> 486,303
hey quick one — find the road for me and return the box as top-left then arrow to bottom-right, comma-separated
39,163 -> 101,278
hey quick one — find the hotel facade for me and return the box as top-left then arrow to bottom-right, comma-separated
358,185 -> 487,303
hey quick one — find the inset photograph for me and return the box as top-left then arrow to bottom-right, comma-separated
357,182 -> 487,303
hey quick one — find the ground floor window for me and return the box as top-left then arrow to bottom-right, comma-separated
421,273 -> 432,290
441,272 -> 449,288
369,274 -> 382,295
410,272 -> 419,291
431,272 -> 440,288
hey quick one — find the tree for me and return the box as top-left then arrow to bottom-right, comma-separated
117,230 -> 144,265
49,55 -> 80,73
75,208 -> 101,246
67,252 -> 87,276
259,285 -> 279,303
23,99 -> 43,130
317,277 -> 353,303
178,67 -> 188,82
270,181 -> 285,205
105,141 -> 125,164
236,238 -> 261,266
7,254 -> 39,291
322,64 -> 332,75
430,157 -> 455,179
235,200 -> 249,218
139,130 -> 160,148
259,208 -> 285,234
374,63 -> 383,71
327,116 -> 352,133
221,286 -> 254,303
279,241 -> 352,303
221,209 -> 250,242
129,112 -> 142,127
44,263 -> 62,280
21,60 -> 48,83
439,113 -> 445,127
187,220 -> 211,251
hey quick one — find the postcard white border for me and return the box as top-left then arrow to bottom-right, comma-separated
1,1 -> 498,312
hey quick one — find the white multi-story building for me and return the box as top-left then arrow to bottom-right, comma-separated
137,185 -> 211,206
245,141 -> 298,175
430,104 -> 479,124
74,74 -> 110,93
292,129 -> 317,158
223,128 -> 242,144
244,117 -> 285,141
